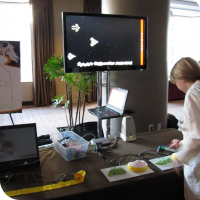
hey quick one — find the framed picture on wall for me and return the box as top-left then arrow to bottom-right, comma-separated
0,41 -> 22,113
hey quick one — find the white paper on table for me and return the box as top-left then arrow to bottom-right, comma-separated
149,156 -> 182,171
101,164 -> 154,182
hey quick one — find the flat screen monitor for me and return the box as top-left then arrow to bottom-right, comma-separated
62,12 -> 148,73
0,123 -> 40,171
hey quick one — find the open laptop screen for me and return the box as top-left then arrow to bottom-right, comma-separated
107,87 -> 128,114
0,123 -> 40,171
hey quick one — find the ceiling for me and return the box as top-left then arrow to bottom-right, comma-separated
170,0 -> 200,11
182,0 -> 200,3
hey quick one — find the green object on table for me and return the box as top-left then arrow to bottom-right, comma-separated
108,167 -> 127,177
155,157 -> 173,165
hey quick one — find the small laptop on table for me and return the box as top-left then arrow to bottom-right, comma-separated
0,123 -> 40,173
88,87 -> 128,119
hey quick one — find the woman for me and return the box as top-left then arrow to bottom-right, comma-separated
169,57 -> 200,200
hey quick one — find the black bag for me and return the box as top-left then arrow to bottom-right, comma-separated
37,134 -> 52,146
167,113 -> 178,129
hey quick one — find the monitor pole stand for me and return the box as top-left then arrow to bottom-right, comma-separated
96,71 -> 111,138
106,71 -> 111,137
97,71 -> 103,138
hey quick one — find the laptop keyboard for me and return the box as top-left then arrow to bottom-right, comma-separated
95,107 -> 119,117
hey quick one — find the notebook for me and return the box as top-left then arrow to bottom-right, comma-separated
88,87 -> 128,119
0,123 -> 40,171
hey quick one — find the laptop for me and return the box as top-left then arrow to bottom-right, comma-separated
88,87 -> 128,119
0,123 -> 40,172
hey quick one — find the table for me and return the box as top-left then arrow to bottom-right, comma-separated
1,129 -> 184,200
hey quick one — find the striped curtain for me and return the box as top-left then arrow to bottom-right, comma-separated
30,0 -> 55,106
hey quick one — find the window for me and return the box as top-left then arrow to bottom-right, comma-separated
168,1 -> 200,77
0,1 -> 32,82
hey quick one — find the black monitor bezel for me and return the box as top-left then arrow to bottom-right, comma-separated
62,12 -> 148,73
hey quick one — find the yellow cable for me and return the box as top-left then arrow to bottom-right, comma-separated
5,170 -> 85,197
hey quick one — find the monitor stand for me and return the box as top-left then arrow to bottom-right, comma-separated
96,71 -> 111,138
97,71 -> 103,138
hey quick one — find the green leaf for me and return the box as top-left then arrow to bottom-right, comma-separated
62,100 -> 70,108
43,55 -> 64,80
50,95 -> 65,108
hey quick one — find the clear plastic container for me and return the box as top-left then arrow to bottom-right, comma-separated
53,131 -> 89,161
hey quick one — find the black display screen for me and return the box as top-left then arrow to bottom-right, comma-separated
0,123 -> 39,171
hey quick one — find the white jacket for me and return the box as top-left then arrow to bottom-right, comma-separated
174,80 -> 200,200
175,80 -> 200,165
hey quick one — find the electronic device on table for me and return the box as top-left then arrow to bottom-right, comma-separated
0,123 -> 40,174
91,137 -> 117,151
157,145 -> 178,153
120,116 -> 137,142
160,145 -> 178,152
88,87 -> 128,119
62,12 -> 148,73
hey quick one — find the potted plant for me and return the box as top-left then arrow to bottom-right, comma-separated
43,54 -> 97,132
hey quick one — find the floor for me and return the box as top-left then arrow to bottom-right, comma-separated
167,100 -> 184,121
0,102 -> 98,137
0,100 -> 184,137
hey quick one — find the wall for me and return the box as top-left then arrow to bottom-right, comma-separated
21,82 -> 33,102
102,0 -> 170,134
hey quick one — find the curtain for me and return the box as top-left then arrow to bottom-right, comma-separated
30,0 -> 55,107
84,0 -> 101,102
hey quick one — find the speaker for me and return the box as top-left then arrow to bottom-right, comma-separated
120,116 -> 136,142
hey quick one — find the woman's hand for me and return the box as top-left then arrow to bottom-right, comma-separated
170,139 -> 180,148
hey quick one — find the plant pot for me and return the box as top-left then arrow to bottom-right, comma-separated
56,126 -> 71,133
73,122 -> 98,141
57,122 -> 98,141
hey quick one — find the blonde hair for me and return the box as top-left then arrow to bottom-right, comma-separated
170,57 -> 200,84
